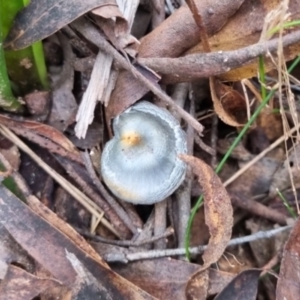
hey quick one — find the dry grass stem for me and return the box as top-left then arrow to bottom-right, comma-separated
0,125 -> 120,237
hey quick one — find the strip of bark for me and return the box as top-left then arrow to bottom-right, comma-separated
138,30 -> 300,83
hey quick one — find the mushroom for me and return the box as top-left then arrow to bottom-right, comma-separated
101,101 -> 187,204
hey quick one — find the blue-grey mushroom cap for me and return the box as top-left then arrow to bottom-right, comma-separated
101,101 -> 187,204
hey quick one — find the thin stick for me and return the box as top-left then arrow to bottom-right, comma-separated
76,227 -> 174,247
0,125 -> 120,238
185,0 -> 211,52
175,99 -> 194,249
211,115 -> 218,168
105,225 -> 292,262
71,18 -> 204,135
223,123 -> 300,187
138,30 -> 300,81
154,199 -> 168,249
81,151 -> 137,234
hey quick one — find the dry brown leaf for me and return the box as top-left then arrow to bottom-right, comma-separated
179,154 -> 233,299
269,143 -> 300,197
92,3 -> 139,52
189,0 -> 300,81
0,144 -> 20,171
113,258 -> 235,299
276,216 -> 300,299
0,115 -> 82,164
246,219 -> 289,267
0,225 -> 34,280
257,108 -> 283,141
108,0 -> 244,118
4,0 -> 118,50
210,79 -> 247,127
27,195 -> 108,268
215,269 -> 262,300
217,133 -> 283,199
187,269 -> 210,300
138,1 -> 300,83
139,1 -> 245,58
23,91 -> 51,119
138,31 -> 300,84
105,66 -> 160,120
0,265 -> 63,300
0,185 -> 155,299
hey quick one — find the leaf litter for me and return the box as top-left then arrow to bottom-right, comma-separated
0,0 -> 300,299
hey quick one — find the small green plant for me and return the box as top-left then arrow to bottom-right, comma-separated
276,188 -> 297,219
0,0 -> 48,111
268,19 -> 300,36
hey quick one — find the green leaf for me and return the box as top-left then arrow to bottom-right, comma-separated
0,0 -> 49,95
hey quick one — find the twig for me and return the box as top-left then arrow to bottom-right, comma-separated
223,122 -> 300,187
56,155 -> 131,238
81,151 -> 137,234
77,227 -> 174,247
138,30 -> 300,82
230,192 -> 287,225
154,199 -> 168,249
171,82 -> 190,249
0,124 -> 120,238
211,115 -> 218,168
71,18 -> 204,135
170,82 -> 189,120
75,50 -> 113,138
261,253 -> 280,276
185,0 -> 211,52
105,225 -> 292,263
53,32 -> 75,90
175,99 -> 194,249
130,212 -> 154,250
194,133 -> 216,156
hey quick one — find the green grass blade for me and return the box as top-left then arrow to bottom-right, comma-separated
185,55 -> 300,259
276,189 -> 297,219
0,0 -> 49,95
0,12 -> 22,110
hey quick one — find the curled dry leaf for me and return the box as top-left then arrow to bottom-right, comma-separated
276,216 -> 300,299
92,2 -> 127,34
0,115 -> 82,164
179,154 -> 233,299
210,78 -> 247,127
92,2 -> 139,53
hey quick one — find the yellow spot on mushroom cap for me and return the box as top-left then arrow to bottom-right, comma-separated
120,131 -> 142,147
